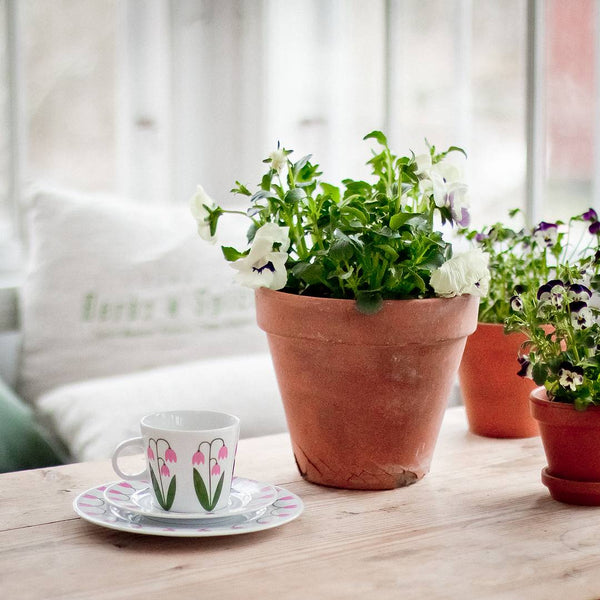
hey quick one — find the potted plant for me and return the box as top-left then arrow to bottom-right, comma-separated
506,210 -> 600,505
457,213 -> 566,438
191,131 -> 489,490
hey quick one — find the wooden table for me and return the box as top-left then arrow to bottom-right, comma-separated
2,407 -> 600,599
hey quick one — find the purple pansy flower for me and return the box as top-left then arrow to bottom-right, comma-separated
510,295 -> 524,312
590,221 -> 600,235
517,355 -> 533,379
558,362 -> 584,391
569,301 -> 595,330
537,280 -> 565,308
453,205 -> 470,227
568,284 -> 592,302
582,208 -> 598,222
533,221 -> 558,247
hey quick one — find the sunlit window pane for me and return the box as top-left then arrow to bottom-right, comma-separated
1,0 -> 598,242
0,0 -> 10,234
545,0 -> 596,220
470,0 -> 527,226
23,0 -> 118,192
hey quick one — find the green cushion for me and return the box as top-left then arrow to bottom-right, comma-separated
0,377 -> 64,473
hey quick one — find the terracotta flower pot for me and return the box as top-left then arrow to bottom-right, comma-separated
255,288 -> 479,490
530,386 -> 600,505
458,323 -> 539,438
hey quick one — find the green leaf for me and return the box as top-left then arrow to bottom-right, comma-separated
231,181 -> 252,196
292,262 -> 324,285
221,246 -> 247,262
193,468 -> 211,511
246,221 -> 258,244
329,238 -> 354,262
251,189 -> 276,202
210,473 -> 225,511
532,362 -> 549,386
207,210 -> 221,238
375,244 -> 399,261
389,213 -> 409,230
149,466 -> 166,510
341,205 -> 368,225
419,255 -> 446,270
355,292 -> 383,315
165,475 -> 177,511
261,171 -> 273,191
293,154 -> 312,176
320,182 -> 341,203
363,130 -> 388,146
284,188 -> 307,203
446,145 -> 467,159
339,267 -> 354,280
409,270 -> 427,292
389,213 -> 427,231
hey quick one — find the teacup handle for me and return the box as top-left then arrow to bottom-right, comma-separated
112,437 -> 148,480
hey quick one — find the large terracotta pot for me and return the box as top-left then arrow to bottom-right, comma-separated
255,288 -> 479,490
459,322 -> 539,438
530,386 -> 600,505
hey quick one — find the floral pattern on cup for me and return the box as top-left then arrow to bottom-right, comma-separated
192,438 -> 229,511
147,438 -> 177,511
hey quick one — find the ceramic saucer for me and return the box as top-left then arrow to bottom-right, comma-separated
541,467 -> 600,506
74,482 -> 303,537
103,477 -> 278,520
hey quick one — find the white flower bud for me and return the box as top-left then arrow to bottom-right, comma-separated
190,185 -> 216,243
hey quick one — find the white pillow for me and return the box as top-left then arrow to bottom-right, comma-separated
35,353 -> 287,462
17,188 -> 267,403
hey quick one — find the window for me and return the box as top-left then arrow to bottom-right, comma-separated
545,0 -> 597,220
1,0 -> 599,259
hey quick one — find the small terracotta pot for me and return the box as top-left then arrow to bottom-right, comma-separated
459,323 -> 539,438
255,288 -> 479,490
530,386 -> 600,505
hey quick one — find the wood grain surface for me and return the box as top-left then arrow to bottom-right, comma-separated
2,408 -> 600,599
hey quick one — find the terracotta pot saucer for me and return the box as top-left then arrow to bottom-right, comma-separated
541,467 -> 600,506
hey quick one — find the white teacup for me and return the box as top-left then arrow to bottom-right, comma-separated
112,410 -> 240,513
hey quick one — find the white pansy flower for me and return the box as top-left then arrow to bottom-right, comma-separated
430,248 -> 490,298
414,153 -> 432,175
533,222 -> 559,247
190,185 -> 216,243
269,149 -> 287,173
418,178 -> 434,197
231,223 -> 290,290
569,301 -> 596,330
589,292 -> 600,310
558,363 -> 584,391
430,164 -> 470,226
418,158 -> 470,226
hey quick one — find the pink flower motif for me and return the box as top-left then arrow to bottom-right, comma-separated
165,448 -> 177,463
218,445 -> 228,461
147,446 -> 155,460
160,464 -> 170,477
192,450 -> 205,466
211,463 -> 221,476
